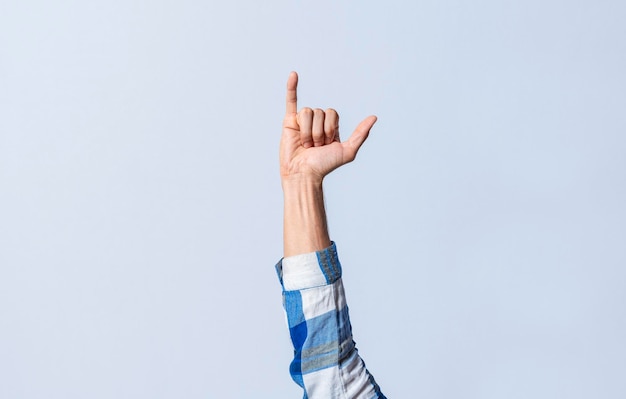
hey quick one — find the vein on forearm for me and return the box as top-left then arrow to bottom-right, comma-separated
282,179 -> 331,258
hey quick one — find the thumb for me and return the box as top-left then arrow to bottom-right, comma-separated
342,115 -> 377,162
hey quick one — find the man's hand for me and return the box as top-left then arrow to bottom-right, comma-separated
280,71 -> 376,256
280,71 -> 377,183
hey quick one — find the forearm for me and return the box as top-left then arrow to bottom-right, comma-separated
282,177 -> 331,257
280,180 -> 386,399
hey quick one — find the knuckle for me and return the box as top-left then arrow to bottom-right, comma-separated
299,107 -> 313,116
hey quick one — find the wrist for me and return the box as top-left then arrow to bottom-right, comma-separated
281,174 -> 324,193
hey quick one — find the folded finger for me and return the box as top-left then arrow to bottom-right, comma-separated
312,108 -> 325,147
324,108 -> 338,144
297,107 -> 314,148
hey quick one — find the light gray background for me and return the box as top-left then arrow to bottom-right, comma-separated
1,1 -> 625,398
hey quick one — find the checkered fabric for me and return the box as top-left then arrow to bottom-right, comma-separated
276,242 -> 386,399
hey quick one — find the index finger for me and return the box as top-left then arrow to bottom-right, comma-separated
285,71 -> 298,115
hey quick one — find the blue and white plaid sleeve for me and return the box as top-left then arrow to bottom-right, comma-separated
275,242 -> 386,399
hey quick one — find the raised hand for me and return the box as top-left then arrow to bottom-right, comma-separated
280,71 -> 377,183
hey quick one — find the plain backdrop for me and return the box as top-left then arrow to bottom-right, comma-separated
1,1 -> 625,398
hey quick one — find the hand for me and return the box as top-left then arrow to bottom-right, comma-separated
280,71 -> 377,183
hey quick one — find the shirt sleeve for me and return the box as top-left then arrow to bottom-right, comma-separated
275,242 -> 386,399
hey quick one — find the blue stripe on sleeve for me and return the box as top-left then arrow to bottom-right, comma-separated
284,290 -> 307,390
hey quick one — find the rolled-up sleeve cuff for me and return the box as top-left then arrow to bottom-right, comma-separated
275,242 -> 343,291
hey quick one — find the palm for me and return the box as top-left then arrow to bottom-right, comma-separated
281,121 -> 346,179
